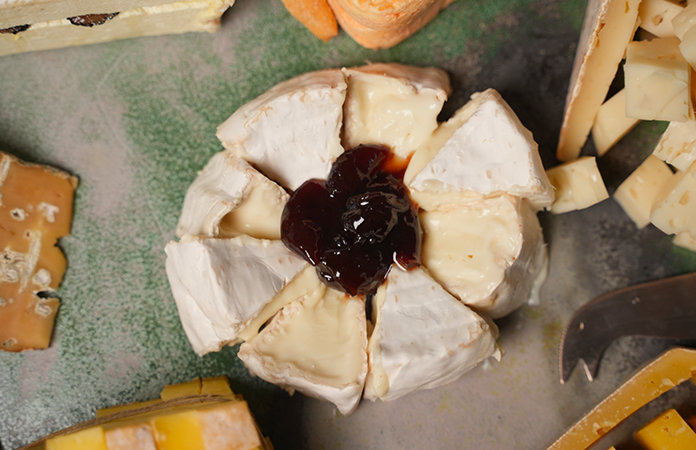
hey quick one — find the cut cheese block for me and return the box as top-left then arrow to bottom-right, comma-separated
650,163 -> 696,236
176,151 -> 288,240
634,409 -> 696,449
672,1 -> 696,39
653,119 -> 696,172
624,37 -> 691,122
0,0 -> 234,57
0,152 -> 78,352
673,231 -> 696,251
614,155 -> 674,228
326,0 -> 457,49
164,235 -> 307,355
364,267 -> 500,402
46,426 -> 107,450
546,156 -> 609,214
591,89 -> 640,157
638,0 -> 685,38
104,424 -> 157,450
419,195 -> 547,318
557,0 -> 641,161
238,283 -> 368,415
341,63 -> 450,159
406,89 -> 553,211
217,69 -> 347,191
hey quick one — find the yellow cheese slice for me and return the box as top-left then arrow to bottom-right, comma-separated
591,89 -> 640,156
151,409 -> 206,450
634,409 -> 696,449
201,376 -> 234,396
0,152 -> 78,352
46,426 -> 107,450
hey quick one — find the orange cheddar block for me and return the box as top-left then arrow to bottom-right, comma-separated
634,409 -> 696,449
0,152 -> 78,352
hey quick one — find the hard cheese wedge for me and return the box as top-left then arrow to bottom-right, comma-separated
0,152 -> 77,352
634,409 -> 696,449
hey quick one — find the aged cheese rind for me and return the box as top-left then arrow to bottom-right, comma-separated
176,151 -> 288,240
546,156 -> 609,214
557,0 -> 642,161
407,89 -> 553,211
364,267 -> 500,402
217,69 -> 347,191
238,285 -> 368,415
0,0 -> 233,57
614,155 -> 674,229
341,63 -> 450,158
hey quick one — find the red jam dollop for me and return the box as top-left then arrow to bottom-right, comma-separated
281,145 -> 421,296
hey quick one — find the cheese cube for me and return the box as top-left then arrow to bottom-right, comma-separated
614,155 -> 674,228
673,231 -> 696,251
672,2 -> 696,39
634,409 -> 696,449
650,163 -> 696,235
151,410 -> 206,450
591,89 -> 641,156
198,402 -> 265,450
104,424 -> 157,450
46,426 -> 107,450
625,38 -> 691,122
653,119 -> 696,172
678,27 -> 696,72
546,157 -> 609,214
160,377 -> 202,400
201,376 -> 234,396
639,0 -> 685,37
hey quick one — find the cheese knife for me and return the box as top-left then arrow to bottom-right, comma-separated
559,272 -> 696,383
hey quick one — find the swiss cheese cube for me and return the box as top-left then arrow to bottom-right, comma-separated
638,0 -> 685,38
650,163 -> 696,235
591,89 -> 640,156
634,409 -> 696,449
614,155 -> 674,228
625,38 -> 691,122
653,119 -> 696,171
546,157 -> 609,214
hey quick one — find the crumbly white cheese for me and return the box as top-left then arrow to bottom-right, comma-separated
406,89 -> 553,212
217,70 -> 347,191
177,150 -> 288,240
341,63 -> 450,158
364,267 -> 500,402
419,195 -> 547,318
164,235 -> 307,354
238,282 -> 368,415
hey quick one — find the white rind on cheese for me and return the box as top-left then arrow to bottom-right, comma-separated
165,235 -> 307,352
557,0 -> 642,161
638,0 -> 684,38
419,195 -> 547,318
546,156 -> 609,214
406,89 -> 553,211
217,70 -> 347,191
364,267 -> 500,402
591,89 -> 640,157
653,120 -> 696,172
341,63 -> 450,158
238,285 -> 368,415
176,150 -> 288,240
650,163 -> 696,236
614,155 -> 674,229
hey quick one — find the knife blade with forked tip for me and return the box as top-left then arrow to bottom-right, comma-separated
559,272 -> 696,384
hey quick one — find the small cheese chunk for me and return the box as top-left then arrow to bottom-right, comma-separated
406,89 -> 553,211
177,151 -> 288,240
624,38 -> 691,122
341,63 -> 450,158
614,155 -> 674,228
104,424 -> 157,450
217,69 -> 346,191
650,163 -> 696,236
0,152 -> 78,352
673,231 -> 696,251
672,1 -> 696,39
639,0 -> 685,38
546,156 -> 609,214
557,0 -> 642,161
679,26 -> 696,73
201,376 -> 234,396
634,409 -> 696,449
653,120 -> 696,172
238,284 -> 368,415
198,402 -> 265,450
165,235 -> 307,354
151,410 -> 206,450
591,89 -> 640,156
364,267 -> 499,402
160,377 -> 202,400
46,426 -> 107,450
419,195 -> 547,318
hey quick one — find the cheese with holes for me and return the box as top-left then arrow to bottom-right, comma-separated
638,0 -> 684,38
341,63 -> 450,158
557,0 -> 641,161
650,163 -> 696,236
591,89 -> 640,156
634,409 -> 696,449
406,89 -> 553,211
0,152 -> 77,352
653,120 -> 696,172
614,155 -> 674,228
364,267 -> 499,401
419,195 -> 546,318
546,156 -> 608,214
217,70 -> 346,191
176,151 -> 288,240
624,38 -> 691,122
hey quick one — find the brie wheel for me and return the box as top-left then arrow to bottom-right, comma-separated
364,267 -> 500,402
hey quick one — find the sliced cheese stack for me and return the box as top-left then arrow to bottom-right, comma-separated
0,0 -> 234,56
0,152 -> 78,352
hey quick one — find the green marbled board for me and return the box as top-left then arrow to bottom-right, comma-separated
2,1 -> 696,449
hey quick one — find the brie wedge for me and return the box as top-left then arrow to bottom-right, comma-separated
406,89 -> 554,212
364,267 -> 500,402
216,70 -> 347,191
238,282 -> 368,415
176,150 -> 288,240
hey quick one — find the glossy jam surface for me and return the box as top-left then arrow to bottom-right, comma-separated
282,146 -> 421,296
